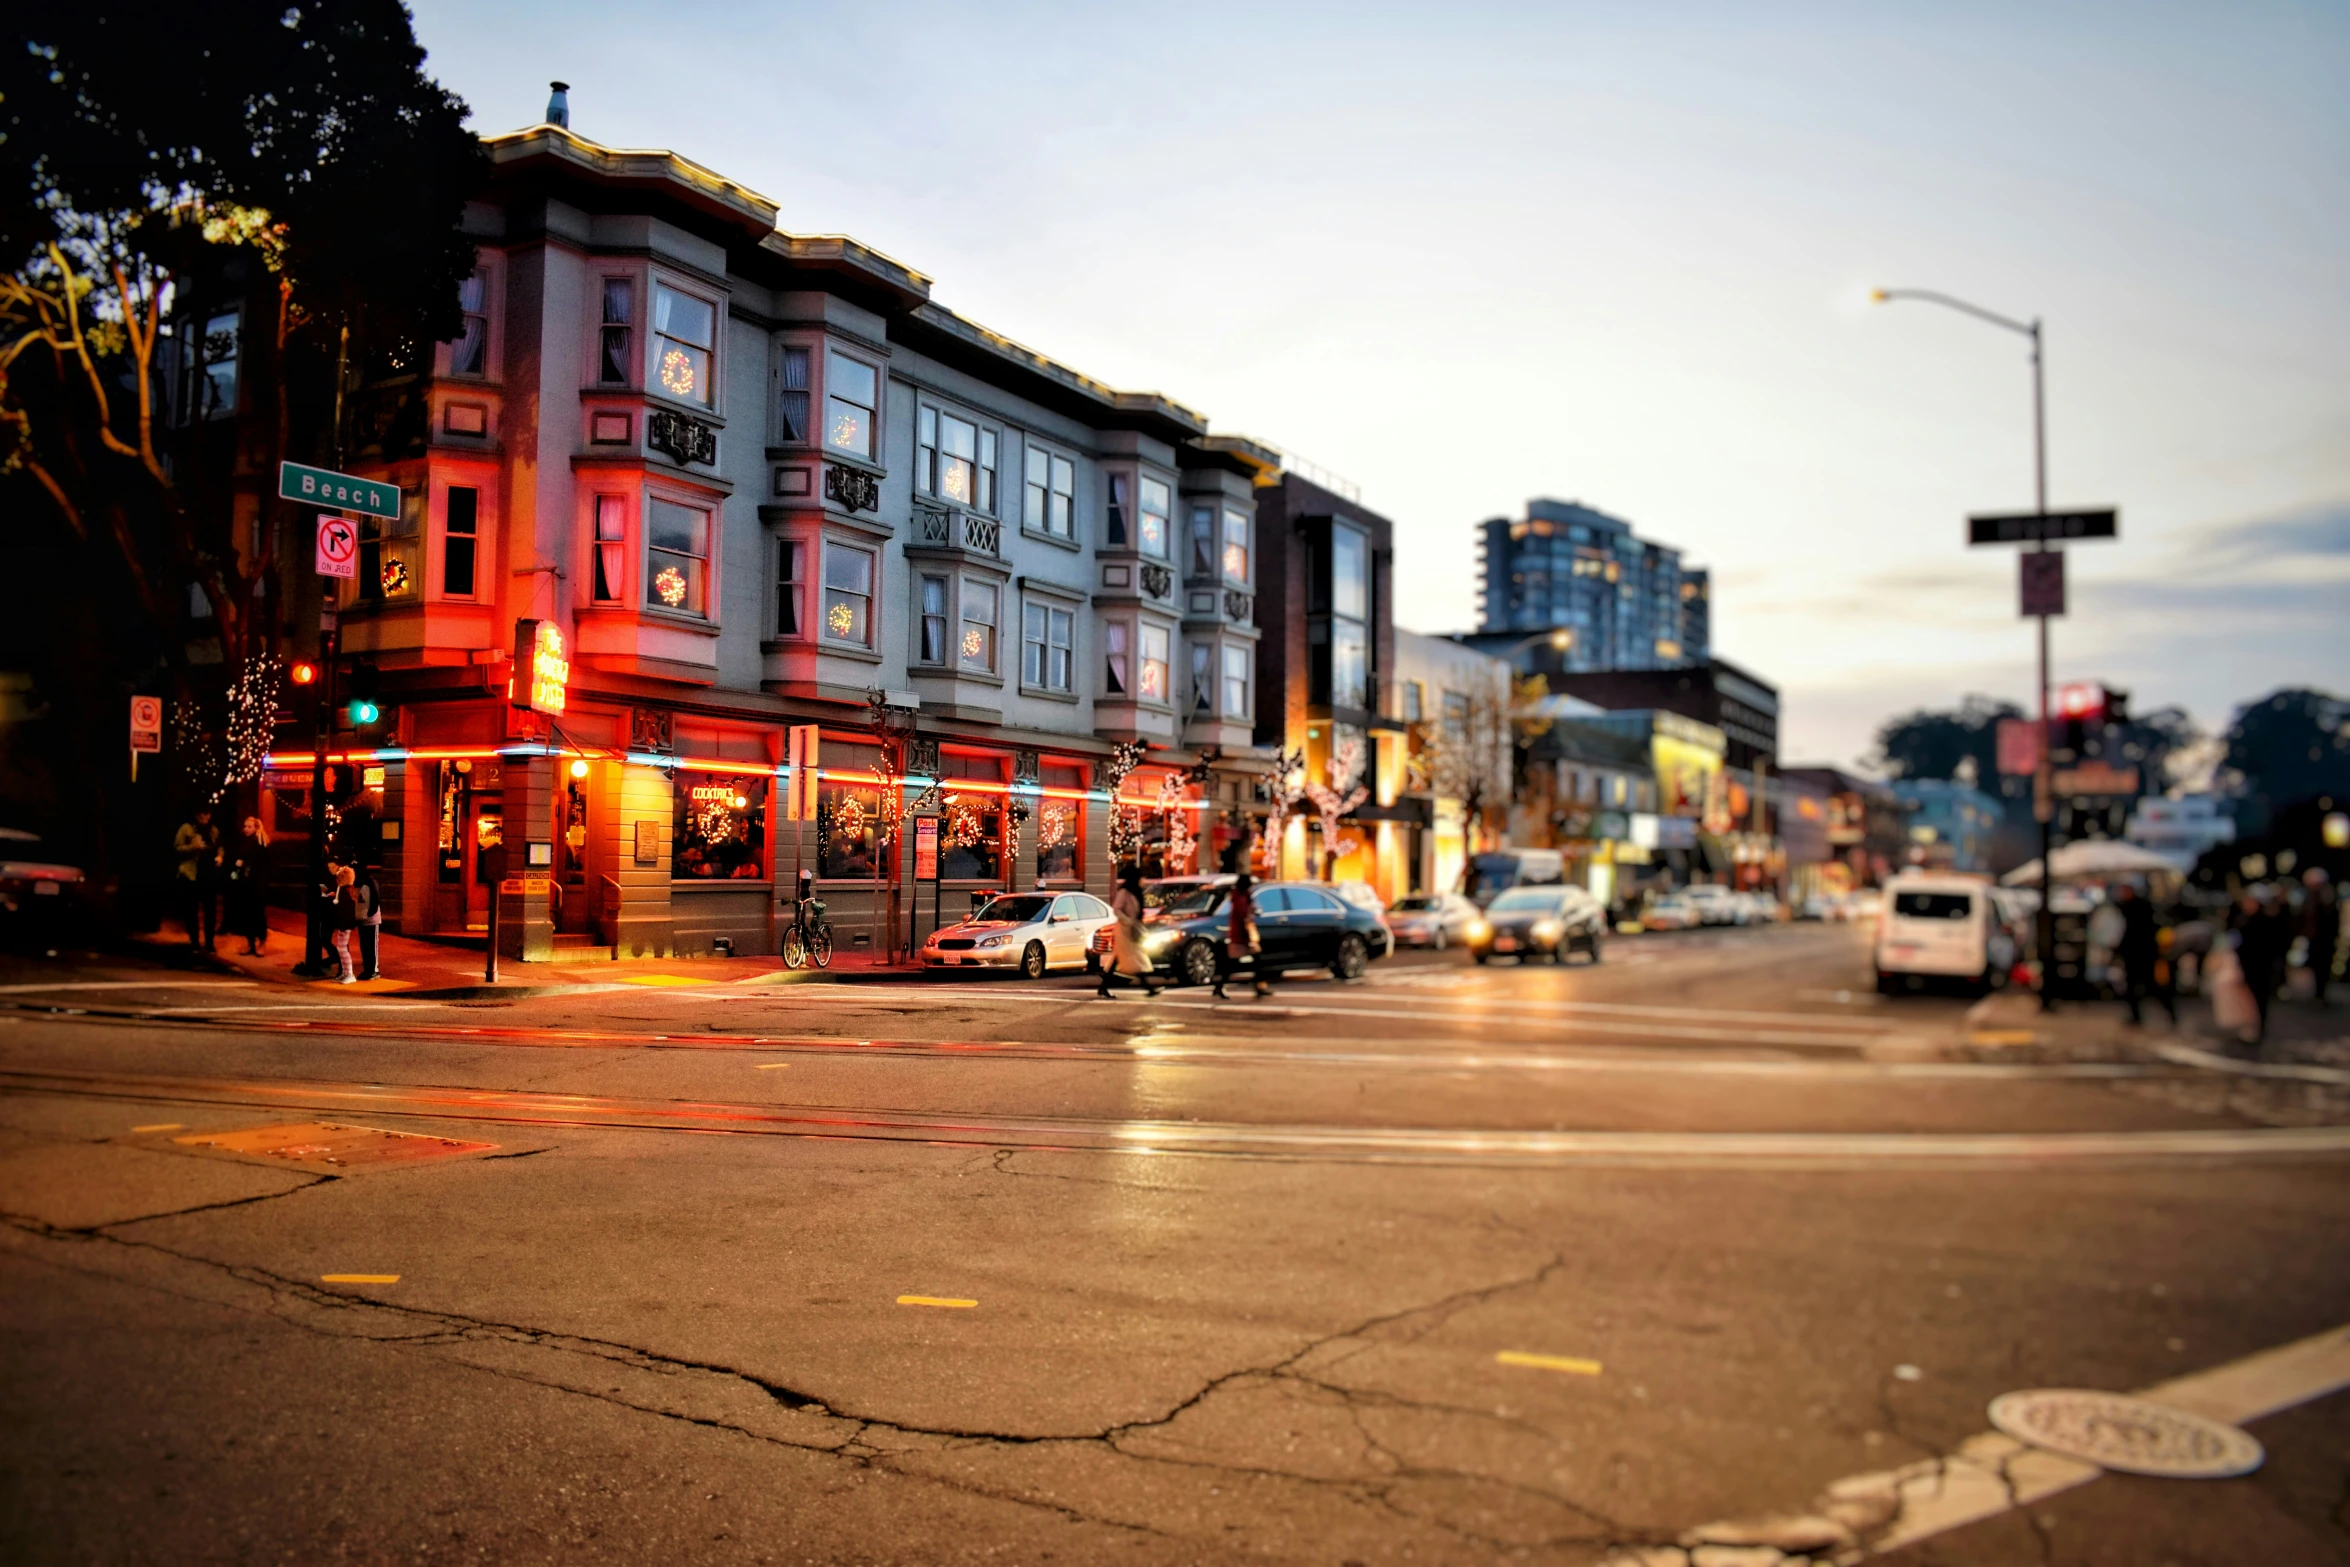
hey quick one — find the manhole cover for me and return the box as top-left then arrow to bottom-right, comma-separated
1988,1389 -> 2263,1478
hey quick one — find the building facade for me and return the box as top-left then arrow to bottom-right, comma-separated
1472,498 -> 1709,669
1891,778 -> 2004,875
272,118 -> 1276,962
1391,630 -> 1513,897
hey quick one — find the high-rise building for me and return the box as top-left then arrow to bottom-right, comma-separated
1474,499 -> 1707,669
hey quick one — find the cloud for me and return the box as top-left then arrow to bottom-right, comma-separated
2177,504 -> 2350,569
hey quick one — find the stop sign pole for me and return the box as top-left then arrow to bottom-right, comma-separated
1876,288 -> 2121,1010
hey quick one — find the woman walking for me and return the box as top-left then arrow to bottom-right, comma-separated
222,818 -> 271,956
1213,871 -> 1273,999
1098,867 -> 1163,998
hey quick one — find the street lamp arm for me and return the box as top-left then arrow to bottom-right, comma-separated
1872,288 -> 2037,341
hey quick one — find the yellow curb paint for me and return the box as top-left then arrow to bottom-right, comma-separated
615,974 -> 709,987
1969,1029 -> 2038,1047
321,1274 -> 401,1285
897,1295 -> 978,1309
754,1062 -> 791,1070
132,1123 -> 184,1134
1496,1351 -> 1603,1375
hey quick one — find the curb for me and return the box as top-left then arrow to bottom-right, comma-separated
396,983 -> 636,1002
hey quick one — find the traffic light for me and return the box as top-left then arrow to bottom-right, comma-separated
2056,682 -> 2102,756
344,661 -> 382,728
348,698 -> 381,726
2103,686 -> 2130,725
289,661 -> 319,686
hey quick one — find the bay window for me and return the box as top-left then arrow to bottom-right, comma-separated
959,578 -> 998,673
592,495 -> 626,603
919,407 -> 990,509
822,541 -> 875,646
777,345 -> 810,442
825,352 -> 877,458
1223,509 -> 1250,584
1139,477 -> 1171,559
645,497 -> 710,616
1104,473 -> 1129,545
1103,621 -> 1128,696
1190,641 -> 1213,716
443,486 -> 479,598
1139,623 -> 1170,703
598,280 -> 633,385
1222,644 -> 1251,718
651,282 -> 715,406
918,574 -> 948,664
774,536 -> 804,634
449,273 -> 489,376
1022,600 -> 1072,693
1188,505 -> 1215,578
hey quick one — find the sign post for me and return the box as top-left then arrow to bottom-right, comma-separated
128,695 -> 162,780
1967,506 -> 2119,1008
912,815 -> 941,955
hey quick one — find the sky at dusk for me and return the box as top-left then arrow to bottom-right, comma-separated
410,0 -> 2349,771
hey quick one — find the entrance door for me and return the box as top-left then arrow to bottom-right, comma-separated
555,771 -> 594,934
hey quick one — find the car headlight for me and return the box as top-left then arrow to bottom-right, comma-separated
1466,920 -> 1491,942
1145,929 -> 1181,951
978,934 -> 1010,949
1531,919 -> 1562,942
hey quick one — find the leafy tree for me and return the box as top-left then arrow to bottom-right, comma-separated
2219,688 -> 2350,837
1,1 -> 479,884
1872,694 -> 2021,783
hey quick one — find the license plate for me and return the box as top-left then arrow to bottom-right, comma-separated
1494,937 -> 1517,951
33,881 -> 58,896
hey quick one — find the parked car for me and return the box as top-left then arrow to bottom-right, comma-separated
1385,892 -> 1483,949
1143,874 -> 1231,917
1330,881 -> 1387,921
1144,880 -> 1392,986
1798,892 -> 1845,921
922,891 -> 1117,978
0,828 -> 89,943
1641,893 -> 1701,931
1874,873 -> 2010,994
1462,849 -> 1566,907
1467,885 -> 1608,964
1732,891 -> 1781,925
1680,885 -> 1740,925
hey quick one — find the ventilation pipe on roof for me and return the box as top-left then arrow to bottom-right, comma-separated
546,81 -> 570,129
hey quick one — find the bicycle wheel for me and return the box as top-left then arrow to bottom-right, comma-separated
809,924 -> 834,968
780,924 -> 806,969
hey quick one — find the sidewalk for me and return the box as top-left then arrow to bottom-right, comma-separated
132,906 -> 929,999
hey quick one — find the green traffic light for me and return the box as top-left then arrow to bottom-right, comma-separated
349,699 -> 381,725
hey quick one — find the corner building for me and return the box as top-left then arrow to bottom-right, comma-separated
315,122 -> 1266,962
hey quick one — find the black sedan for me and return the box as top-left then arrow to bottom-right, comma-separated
1466,885 -> 1607,964
1144,881 -> 1393,987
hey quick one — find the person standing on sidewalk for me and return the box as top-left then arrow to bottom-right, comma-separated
326,865 -> 360,983
2113,883 -> 2172,1026
2303,869 -> 2340,1006
1213,872 -> 1273,999
222,818 -> 271,956
172,806 -> 220,950
353,863 -> 384,981
1097,867 -> 1162,999
2232,885 -> 2291,1046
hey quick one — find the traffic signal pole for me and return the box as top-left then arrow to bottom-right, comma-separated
2030,318 -> 2056,1012
296,608 -> 337,977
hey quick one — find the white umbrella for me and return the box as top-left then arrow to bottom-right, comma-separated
2001,839 -> 2182,885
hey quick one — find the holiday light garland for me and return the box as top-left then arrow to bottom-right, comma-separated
658,347 -> 697,400
1101,740 -> 1148,865
221,655 -> 283,795
653,565 -> 688,608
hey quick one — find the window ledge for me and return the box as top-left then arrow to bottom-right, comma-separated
643,391 -> 726,427
818,641 -> 884,664
1020,525 -> 1083,553
822,450 -> 886,478
1017,685 -> 1080,705
638,608 -> 722,638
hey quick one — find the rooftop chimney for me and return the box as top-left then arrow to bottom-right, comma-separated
546,81 -> 570,129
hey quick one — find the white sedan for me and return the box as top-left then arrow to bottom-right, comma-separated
921,891 -> 1117,978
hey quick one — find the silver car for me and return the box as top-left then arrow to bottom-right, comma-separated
921,891 -> 1117,979
1385,892 -> 1482,949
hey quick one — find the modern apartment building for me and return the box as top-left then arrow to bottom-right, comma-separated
1472,498 -> 1709,670
260,112 -> 1273,962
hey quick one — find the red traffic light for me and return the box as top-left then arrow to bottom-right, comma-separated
290,661 -> 319,686
2056,682 -> 2103,719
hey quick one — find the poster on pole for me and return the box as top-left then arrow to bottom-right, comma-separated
129,695 -> 163,754
315,513 -> 359,579
1995,718 -> 2043,777
2018,550 -> 2065,617
913,815 -> 939,882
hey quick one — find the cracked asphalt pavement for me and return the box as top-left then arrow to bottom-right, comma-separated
3,922 -> 2346,1564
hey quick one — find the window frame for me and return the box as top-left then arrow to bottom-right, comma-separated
1222,508 -> 1252,587
441,484 -> 481,601
773,533 -> 806,637
1026,444 -> 1076,540
590,493 -> 629,605
643,493 -> 715,620
958,575 -> 999,675
916,572 -> 949,666
774,340 -> 813,445
822,349 -> 880,462
1138,621 -> 1172,706
1020,597 -> 1075,696
1137,475 -> 1172,561
1187,505 -> 1216,580
595,275 -> 637,389
446,265 -> 493,380
821,537 -> 878,649
648,276 -> 721,411
1221,642 -> 1252,720
916,401 -> 997,514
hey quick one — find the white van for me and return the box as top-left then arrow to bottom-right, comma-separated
1874,874 -> 2011,994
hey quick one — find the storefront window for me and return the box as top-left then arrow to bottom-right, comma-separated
938,790 -> 1003,881
1036,763 -> 1085,883
817,777 -> 883,880
672,774 -> 768,880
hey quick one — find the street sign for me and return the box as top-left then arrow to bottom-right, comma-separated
2019,550 -> 2065,617
784,724 -> 820,821
279,461 -> 401,520
512,619 -> 569,715
315,513 -> 359,579
129,695 -> 162,754
913,816 -> 939,881
1969,509 -> 2117,546
2052,761 -> 2141,798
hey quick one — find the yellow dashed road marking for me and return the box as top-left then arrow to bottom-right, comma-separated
321,1274 -> 401,1285
131,1123 -> 184,1134
1496,1351 -> 1602,1375
897,1295 -> 977,1309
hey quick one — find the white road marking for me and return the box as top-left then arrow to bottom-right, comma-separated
2155,1040 -> 2350,1087
0,980 -> 259,993
1618,1322 -> 2350,1564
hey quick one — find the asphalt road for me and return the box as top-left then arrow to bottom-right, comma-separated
3,922 -> 2345,1565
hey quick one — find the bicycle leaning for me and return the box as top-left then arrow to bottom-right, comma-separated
779,893 -> 833,969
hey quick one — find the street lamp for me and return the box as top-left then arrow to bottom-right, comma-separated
1873,286 -> 2057,1009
